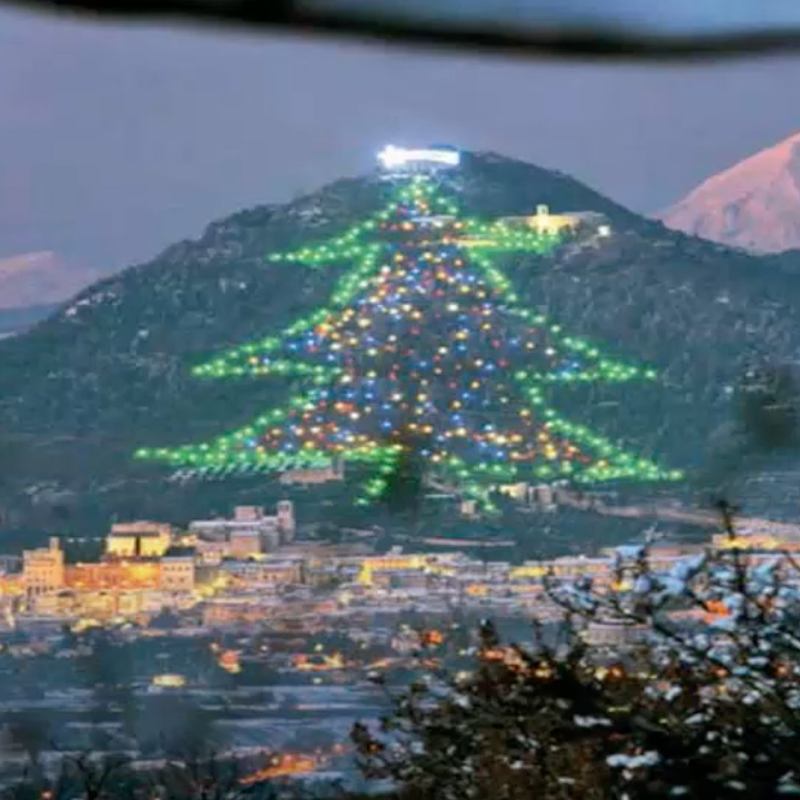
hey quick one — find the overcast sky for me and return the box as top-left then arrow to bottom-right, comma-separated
1,6 -> 799,272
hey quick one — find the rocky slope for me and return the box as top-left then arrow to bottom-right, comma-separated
1,150 -> 800,542
658,131 -> 800,254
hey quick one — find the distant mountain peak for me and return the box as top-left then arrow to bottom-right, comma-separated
657,131 -> 800,254
0,251 -> 110,310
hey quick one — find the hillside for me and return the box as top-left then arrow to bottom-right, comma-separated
1,150 -> 800,546
658,130 -> 800,254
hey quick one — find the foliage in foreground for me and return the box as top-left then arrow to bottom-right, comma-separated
353,507 -> 800,799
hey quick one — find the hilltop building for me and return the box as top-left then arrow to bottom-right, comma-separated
498,205 -> 610,237
377,144 -> 460,175
279,459 -> 345,487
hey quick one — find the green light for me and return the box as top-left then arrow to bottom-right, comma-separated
138,177 -> 681,510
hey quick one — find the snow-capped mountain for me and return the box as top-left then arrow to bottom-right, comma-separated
657,131 -> 800,254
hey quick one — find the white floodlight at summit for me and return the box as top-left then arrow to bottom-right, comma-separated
377,145 -> 461,170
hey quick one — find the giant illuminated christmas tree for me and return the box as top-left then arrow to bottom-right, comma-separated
135,175 -> 681,510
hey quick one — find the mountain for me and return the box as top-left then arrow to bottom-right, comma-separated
658,131 -> 800,254
1,150 -> 800,548
0,251 -> 109,311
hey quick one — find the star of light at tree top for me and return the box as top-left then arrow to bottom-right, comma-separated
135,176 -> 682,510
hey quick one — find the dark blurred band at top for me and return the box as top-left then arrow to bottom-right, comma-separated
8,0 -> 800,59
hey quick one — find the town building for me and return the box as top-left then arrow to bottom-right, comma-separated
194,539 -> 228,566
0,555 -> 22,575
219,558 -> 303,587
160,547 -> 196,594
22,537 -> 65,599
32,588 -> 150,622
66,561 -> 160,591
201,596 -> 283,627
106,522 -> 173,559
711,530 -> 800,552
228,531 -> 263,560
190,502 -> 296,559
582,617 -> 652,649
